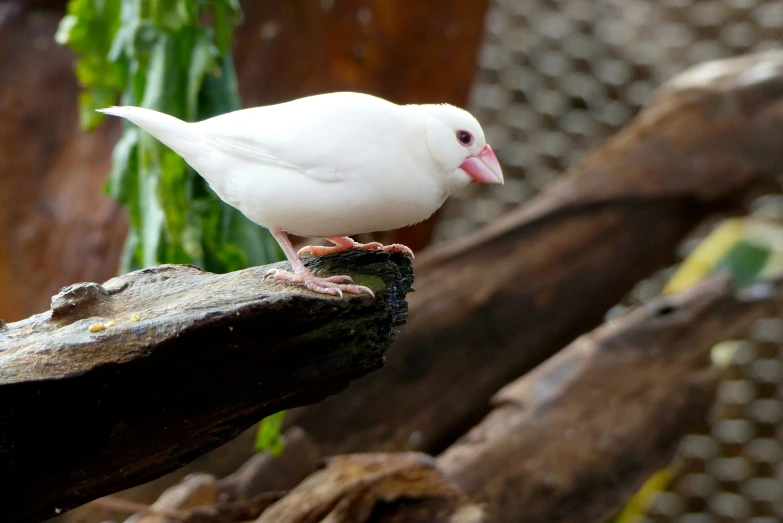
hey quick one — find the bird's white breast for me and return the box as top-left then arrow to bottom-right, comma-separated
210,159 -> 445,237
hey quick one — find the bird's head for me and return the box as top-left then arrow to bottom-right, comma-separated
415,103 -> 504,192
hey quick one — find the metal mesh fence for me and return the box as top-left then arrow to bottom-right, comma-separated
434,0 -> 783,243
434,1 -> 783,521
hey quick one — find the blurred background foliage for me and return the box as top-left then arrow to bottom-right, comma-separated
56,0 -> 282,275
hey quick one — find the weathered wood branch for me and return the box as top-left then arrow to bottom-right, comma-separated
437,276 -> 780,523
0,251 -> 412,523
181,276 -> 776,523
288,50 -> 783,456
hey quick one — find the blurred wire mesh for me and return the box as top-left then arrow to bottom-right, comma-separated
434,1 -> 783,521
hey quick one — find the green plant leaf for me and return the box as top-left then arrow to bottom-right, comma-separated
254,411 -> 286,456
186,31 -> 218,121
105,126 -> 140,203
713,240 -> 771,286
56,0 -> 123,131
54,14 -> 78,45
211,0 -> 242,55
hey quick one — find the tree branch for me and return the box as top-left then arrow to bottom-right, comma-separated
0,251 -> 413,523
437,276 -> 781,523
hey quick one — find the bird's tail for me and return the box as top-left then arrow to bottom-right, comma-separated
97,106 -> 202,158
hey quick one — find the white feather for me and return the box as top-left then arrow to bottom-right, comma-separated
99,92 -> 488,237
98,106 -> 200,158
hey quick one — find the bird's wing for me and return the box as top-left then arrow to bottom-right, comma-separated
193,93 -> 403,183
200,129 -> 306,170
200,127 -> 347,183
205,135 -> 342,182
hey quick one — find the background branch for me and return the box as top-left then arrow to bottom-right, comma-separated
438,276 -> 780,523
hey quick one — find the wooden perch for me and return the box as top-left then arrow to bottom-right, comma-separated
287,50 -> 783,456
437,276 -> 780,523
0,251 -> 412,523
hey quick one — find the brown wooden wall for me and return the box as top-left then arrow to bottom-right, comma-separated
0,0 -> 489,322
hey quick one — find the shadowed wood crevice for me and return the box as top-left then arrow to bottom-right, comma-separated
0,251 -> 412,523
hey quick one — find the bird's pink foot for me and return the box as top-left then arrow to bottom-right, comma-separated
264,268 -> 374,298
298,236 -> 415,258
266,229 -> 377,298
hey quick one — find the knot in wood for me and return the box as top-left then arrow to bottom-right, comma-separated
50,281 -> 126,319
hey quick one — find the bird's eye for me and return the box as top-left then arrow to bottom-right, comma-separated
456,130 -> 473,146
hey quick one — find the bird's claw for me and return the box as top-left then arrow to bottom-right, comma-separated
297,240 -> 414,259
297,242 -> 381,257
322,275 -> 354,283
380,243 -> 415,258
264,268 -> 373,298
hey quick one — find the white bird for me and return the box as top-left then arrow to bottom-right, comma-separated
98,92 -> 503,297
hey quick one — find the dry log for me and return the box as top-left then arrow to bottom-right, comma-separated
180,492 -> 286,523
244,276 -> 778,522
0,251 -> 412,523
287,50 -> 783,456
91,428 -> 316,523
256,453 -> 482,523
437,276 -> 780,523
92,427 -> 316,523
114,453 -> 480,523
136,474 -> 218,523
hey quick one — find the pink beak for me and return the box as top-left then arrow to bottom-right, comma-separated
459,145 -> 504,184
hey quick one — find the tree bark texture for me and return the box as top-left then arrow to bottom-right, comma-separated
0,251 -> 412,523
